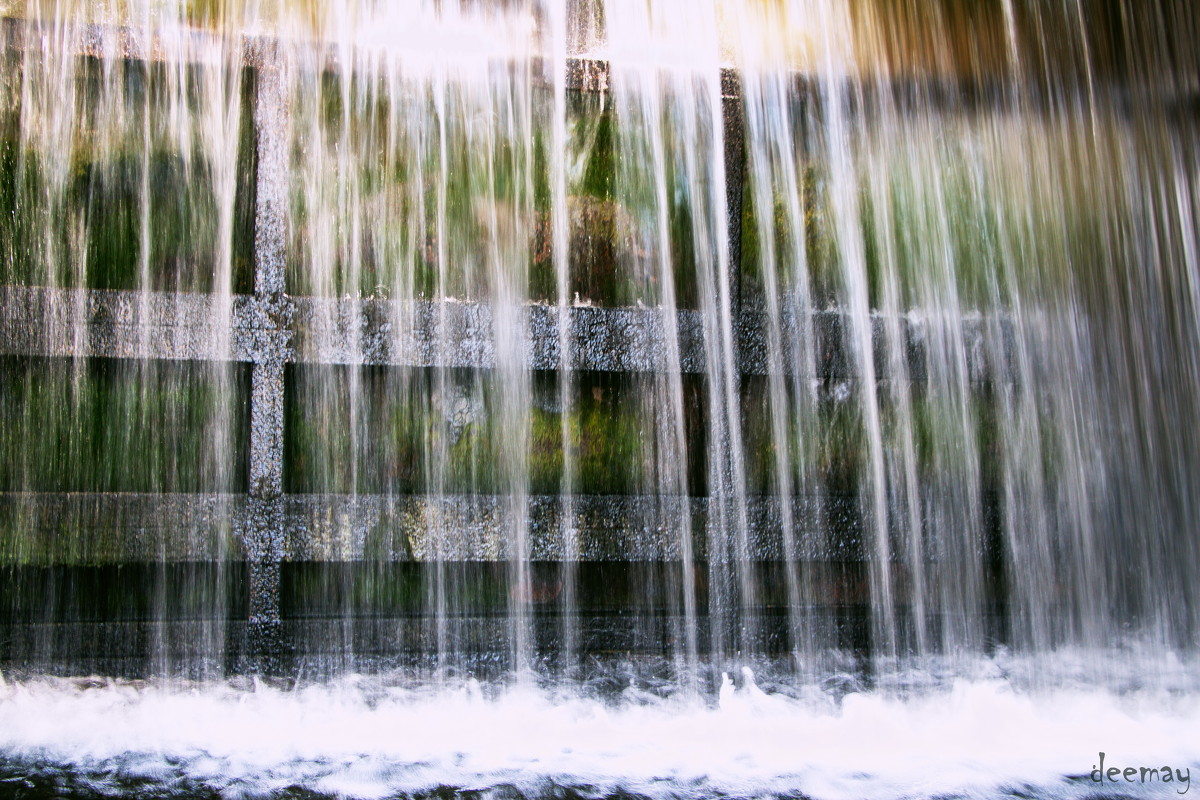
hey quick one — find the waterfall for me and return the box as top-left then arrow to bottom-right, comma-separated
0,1 -> 1198,797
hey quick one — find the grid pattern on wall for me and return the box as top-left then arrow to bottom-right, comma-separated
0,25 -> 1003,665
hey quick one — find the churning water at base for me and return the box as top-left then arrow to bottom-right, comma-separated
1,655 -> 1199,800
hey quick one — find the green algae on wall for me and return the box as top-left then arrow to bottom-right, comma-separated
0,356 -> 250,494
0,57 -> 256,294
284,366 -> 704,497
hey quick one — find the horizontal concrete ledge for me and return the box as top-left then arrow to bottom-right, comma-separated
0,286 -> 1013,381
284,493 -> 865,562
0,286 -> 264,364
292,296 -> 709,373
0,620 -> 263,677
0,491 -> 866,564
0,611 -> 879,676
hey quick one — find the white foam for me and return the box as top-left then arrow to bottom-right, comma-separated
0,663 -> 1198,800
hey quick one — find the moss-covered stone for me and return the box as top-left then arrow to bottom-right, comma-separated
0,58 -> 257,294
740,165 -> 841,309
0,357 -> 250,494
286,366 -> 666,497
580,108 -> 615,203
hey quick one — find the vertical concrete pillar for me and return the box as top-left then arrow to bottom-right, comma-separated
244,45 -> 292,672
722,68 -> 746,317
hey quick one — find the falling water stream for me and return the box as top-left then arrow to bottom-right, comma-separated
0,1 -> 1198,797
